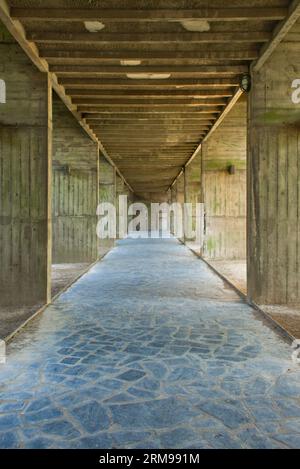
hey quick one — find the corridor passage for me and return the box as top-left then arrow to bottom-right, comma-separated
0,237 -> 299,449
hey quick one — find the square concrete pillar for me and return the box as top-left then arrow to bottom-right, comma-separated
176,174 -> 185,243
184,152 -> 202,251
52,95 -> 99,264
0,34 -> 52,307
248,38 -> 300,305
99,155 -> 116,255
116,175 -> 127,239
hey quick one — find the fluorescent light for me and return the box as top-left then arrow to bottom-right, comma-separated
180,20 -> 210,32
120,60 -> 142,66
127,73 -> 171,80
84,21 -> 105,32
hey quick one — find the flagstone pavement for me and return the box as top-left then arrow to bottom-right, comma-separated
0,237 -> 300,449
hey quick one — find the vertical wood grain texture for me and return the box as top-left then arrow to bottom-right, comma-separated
202,98 -> 247,260
52,95 -> 98,263
0,39 -> 51,307
248,38 -> 300,305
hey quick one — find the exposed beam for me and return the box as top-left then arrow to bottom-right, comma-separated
87,115 -> 215,119
83,113 -> 218,119
79,107 -> 221,113
27,32 -> 271,44
73,99 -> 227,106
0,0 -> 133,193
253,0 -> 300,71
50,65 -> 248,75
59,78 -> 240,88
41,49 -> 259,61
100,136 -> 204,141
169,87 -> 244,189
103,142 -> 199,146
86,120 -> 213,125
11,7 -> 287,22
68,89 -> 233,98
91,128 -> 211,132
94,122 -> 211,126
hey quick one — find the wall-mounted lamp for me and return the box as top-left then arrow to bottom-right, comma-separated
240,74 -> 251,93
0,79 -> 6,104
53,164 -> 71,175
227,165 -> 236,175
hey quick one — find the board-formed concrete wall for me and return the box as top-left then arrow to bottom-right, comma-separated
0,27 -> 52,307
248,28 -> 300,305
202,97 -> 247,260
52,94 -> 98,264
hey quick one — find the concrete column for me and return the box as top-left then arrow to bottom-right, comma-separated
116,175 -> 127,239
184,153 -> 202,251
248,40 -> 300,305
202,98 -> 247,261
176,173 -> 185,243
52,95 -> 98,264
99,154 -> 116,256
0,33 -> 52,307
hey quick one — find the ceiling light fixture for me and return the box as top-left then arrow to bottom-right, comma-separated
127,73 -> 171,80
240,74 -> 252,92
84,21 -> 105,32
120,60 -> 142,66
180,20 -> 210,32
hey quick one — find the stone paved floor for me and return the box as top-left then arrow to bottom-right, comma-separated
0,237 -> 300,449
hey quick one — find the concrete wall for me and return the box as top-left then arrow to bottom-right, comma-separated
0,27 -> 52,307
52,94 -> 98,264
248,31 -> 300,305
202,98 -> 247,260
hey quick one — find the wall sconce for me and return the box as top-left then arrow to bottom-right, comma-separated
0,79 -> 6,104
228,165 -> 236,175
240,74 -> 251,93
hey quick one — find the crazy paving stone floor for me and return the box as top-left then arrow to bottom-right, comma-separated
0,237 -> 300,449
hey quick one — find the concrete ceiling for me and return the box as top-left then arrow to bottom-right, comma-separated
6,0 -> 293,196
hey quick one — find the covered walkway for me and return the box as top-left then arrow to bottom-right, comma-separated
0,237 -> 299,449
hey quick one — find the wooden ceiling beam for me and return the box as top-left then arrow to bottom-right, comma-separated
59,77 -> 239,87
41,49 -> 258,61
73,98 -> 227,106
83,112 -> 216,119
80,108 -> 220,114
11,7 -> 287,22
88,123 -> 212,128
87,120 -> 213,125
27,31 -> 271,44
83,113 -> 218,119
100,136 -> 204,140
50,65 -> 248,75
91,128 -> 210,132
68,89 -> 233,98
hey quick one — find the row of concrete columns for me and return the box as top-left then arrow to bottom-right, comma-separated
170,41 -> 300,307
0,38 -> 133,309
